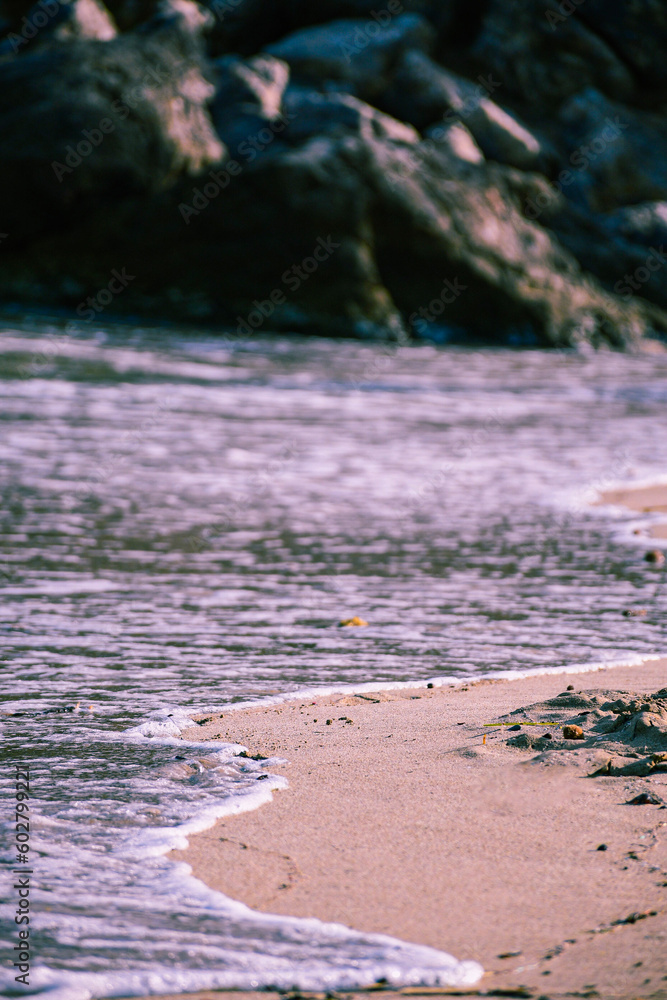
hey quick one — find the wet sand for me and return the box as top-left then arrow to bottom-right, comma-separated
601,483 -> 667,540
172,658 -> 667,999
163,484 -> 667,999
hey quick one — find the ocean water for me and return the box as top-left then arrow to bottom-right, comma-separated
1,322 -> 667,998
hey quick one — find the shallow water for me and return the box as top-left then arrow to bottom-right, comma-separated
1,322 -> 667,997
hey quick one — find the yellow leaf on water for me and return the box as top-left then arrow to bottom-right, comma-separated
339,616 -> 368,627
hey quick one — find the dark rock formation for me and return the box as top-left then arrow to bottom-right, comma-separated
0,0 -> 117,53
0,0 -> 222,244
378,50 -> 555,172
1,0 -> 666,345
559,88 -> 667,212
265,13 -> 435,103
469,0 -> 636,111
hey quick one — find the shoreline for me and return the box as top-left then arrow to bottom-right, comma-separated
599,482 -> 667,541
165,483 -> 667,1000
172,658 -> 667,999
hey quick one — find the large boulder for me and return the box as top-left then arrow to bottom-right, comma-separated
198,0 -> 460,58
0,0 -> 223,241
264,13 -> 435,102
378,49 -> 553,172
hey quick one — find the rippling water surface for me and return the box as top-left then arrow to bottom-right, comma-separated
1,322 -> 667,997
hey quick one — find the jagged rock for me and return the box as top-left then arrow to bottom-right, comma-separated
3,61 -> 667,342
423,120 -> 484,166
366,140 -> 660,345
281,87 -> 419,146
379,49 -> 552,172
0,0 -> 117,56
265,14 -> 435,102
0,0 -> 223,239
215,53 -> 289,119
626,791 -> 664,806
211,53 -> 290,157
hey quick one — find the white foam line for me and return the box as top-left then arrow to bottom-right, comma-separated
123,777 -> 288,859
156,652 -> 667,725
583,475 -> 667,548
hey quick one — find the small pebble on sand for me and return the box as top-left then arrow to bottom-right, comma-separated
563,724 -> 584,740
626,791 -> 663,806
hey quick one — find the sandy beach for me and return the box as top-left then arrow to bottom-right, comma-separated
601,483 -> 667,540
169,656 -> 667,999
166,485 -> 667,1000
